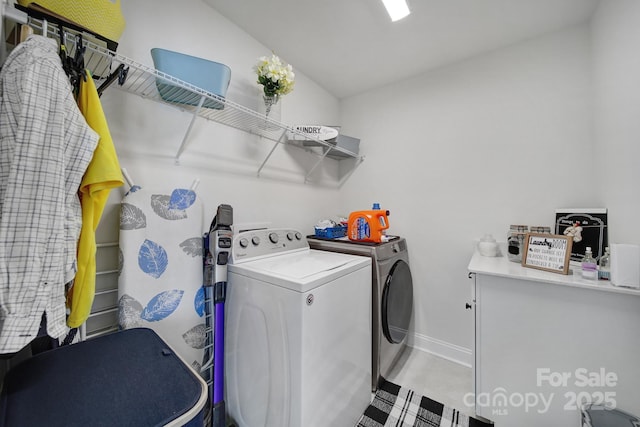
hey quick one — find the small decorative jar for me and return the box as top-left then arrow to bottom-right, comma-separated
507,225 -> 528,263
478,234 -> 499,257
530,226 -> 551,234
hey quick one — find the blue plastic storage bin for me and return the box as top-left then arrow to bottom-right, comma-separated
0,328 -> 207,427
314,225 -> 347,239
151,48 -> 231,110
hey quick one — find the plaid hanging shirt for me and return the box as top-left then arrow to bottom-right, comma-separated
0,35 -> 98,354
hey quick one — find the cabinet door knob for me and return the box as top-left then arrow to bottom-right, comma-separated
465,303 -> 472,310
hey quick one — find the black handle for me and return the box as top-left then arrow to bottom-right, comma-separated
465,303 -> 472,310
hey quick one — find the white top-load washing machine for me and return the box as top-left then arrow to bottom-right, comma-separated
225,228 -> 372,427
306,236 -> 413,391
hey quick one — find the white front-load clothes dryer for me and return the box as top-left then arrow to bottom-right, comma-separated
225,228 -> 372,427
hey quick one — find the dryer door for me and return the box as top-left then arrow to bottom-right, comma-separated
381,259 -> 413,344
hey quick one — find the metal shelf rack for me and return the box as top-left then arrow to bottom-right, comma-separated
1,3 -> 365,184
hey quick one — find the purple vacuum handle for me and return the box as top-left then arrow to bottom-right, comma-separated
213,298 -> 225,404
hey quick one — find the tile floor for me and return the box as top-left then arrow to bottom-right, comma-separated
385,346 -> 475,417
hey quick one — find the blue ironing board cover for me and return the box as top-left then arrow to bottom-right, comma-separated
118,186 -> 205,370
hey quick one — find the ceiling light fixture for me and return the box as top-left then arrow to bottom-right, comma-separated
381,0 -> 410,22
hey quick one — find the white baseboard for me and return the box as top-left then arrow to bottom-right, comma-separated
407,331 -> 473,368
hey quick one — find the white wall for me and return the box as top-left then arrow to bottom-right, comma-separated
95,1 -> 607,367
97,0 -> 348,243
591,0 -> 640,245
340,26 -> 594,363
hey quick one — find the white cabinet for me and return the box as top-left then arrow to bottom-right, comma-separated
469,252 -> 640,427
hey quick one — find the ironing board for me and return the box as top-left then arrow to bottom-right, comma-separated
118,185 -> 205,369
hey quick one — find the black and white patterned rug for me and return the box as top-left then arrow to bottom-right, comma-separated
356,379 -> 493,427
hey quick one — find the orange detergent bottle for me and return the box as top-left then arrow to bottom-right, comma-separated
348,203 -> 390,243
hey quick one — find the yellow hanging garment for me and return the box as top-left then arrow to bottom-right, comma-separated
67,71 -> 124,328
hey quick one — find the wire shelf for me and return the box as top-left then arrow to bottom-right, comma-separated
5,6 -> 365,183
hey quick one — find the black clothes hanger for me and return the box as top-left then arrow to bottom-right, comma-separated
97,63 -> 129,97
73,33 -> 86,72
58,23 -> 86,98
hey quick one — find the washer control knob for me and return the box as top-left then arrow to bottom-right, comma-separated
251,236 -> 261,246
295,232 -> 302,240
287,232 -> 294,241
269,232 -> 279,244
239,238 -> 248,248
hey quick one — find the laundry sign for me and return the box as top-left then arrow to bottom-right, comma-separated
522,233 -> 573,275
288,125 -> 339,141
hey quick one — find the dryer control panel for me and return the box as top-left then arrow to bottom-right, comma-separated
231,228 -> 308,263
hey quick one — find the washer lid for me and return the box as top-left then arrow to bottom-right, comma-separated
229,249 -> 370,292
258,252 -> 351,279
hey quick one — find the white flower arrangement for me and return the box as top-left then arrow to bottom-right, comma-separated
254,54 -> 295,98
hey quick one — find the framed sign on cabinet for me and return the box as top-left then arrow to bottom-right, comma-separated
522,233 -> 573,275
555,208 -> 607,262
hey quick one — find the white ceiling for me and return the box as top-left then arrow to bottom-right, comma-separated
203,0 -> 599,99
